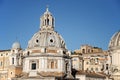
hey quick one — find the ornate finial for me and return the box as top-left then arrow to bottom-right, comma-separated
46,5 -> 49,12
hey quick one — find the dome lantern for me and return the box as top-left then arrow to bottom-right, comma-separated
40,7 -> 54,30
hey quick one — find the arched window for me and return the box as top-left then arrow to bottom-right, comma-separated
82,49 -> 85,53
45,19 -> 46,25
51,61 -> 54,69
47,18 -> 49,25
12,58 -> 14,64
1,54 -> 3,56
96,68 -> 98,71
47,59 -> 57,69
66,63 -> 68,73
106,64 -> 108,70
91,50 -> 93,52
31,63 -> 36,70
52,18 -> 54,26
88,49 -> 90,53
27,51 -> 30,56
11,72 -> 12,75
91,68 -> 93,71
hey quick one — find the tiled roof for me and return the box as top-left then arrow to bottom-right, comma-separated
76,70 -> 106,78
0,49 -> 10,52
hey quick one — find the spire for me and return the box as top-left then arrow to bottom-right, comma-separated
44,5 -> 50,14
46,5 -> 49,12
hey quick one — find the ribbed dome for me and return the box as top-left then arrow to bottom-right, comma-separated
27,30 -> 66,49
28,8 -> 66,49
108,31 -> 120,50
12,42 -> 21,49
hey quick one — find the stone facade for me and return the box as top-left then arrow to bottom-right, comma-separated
71,55 -> 83,71
74,45 -> 109,73
0,42 -> 23,80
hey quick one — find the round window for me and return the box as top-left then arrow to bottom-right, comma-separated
50,39 -> 53,43
36,39 -> 39,43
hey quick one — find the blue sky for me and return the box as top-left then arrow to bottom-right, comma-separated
0,0 -> 120,51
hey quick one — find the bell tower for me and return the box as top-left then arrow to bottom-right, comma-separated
40,7 -> 54,30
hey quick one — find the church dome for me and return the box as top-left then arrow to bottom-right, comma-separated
108,31 -> 120,50
27,30 -> 66,49
12,42 -> 21,49
27,8 -> 66,49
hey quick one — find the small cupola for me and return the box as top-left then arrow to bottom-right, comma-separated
12,41 -> 21,49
